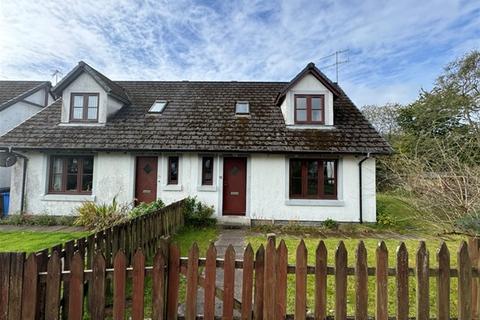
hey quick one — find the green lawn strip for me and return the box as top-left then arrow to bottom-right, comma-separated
0,231 -> 90,253
246,234 -> 466,317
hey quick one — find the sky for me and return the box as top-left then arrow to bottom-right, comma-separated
0,0 -> 479,107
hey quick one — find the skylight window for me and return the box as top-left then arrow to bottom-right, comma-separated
235,101 -> 249,114
149,100 -> 168,113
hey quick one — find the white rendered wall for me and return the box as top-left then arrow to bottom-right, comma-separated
249,154 -> 376,222
60,72 -> 124,124
280,74 -> 335,126
9,151 -> 376,222
9,152 -> 134,215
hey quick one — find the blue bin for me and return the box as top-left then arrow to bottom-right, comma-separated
2,192 -> 9,216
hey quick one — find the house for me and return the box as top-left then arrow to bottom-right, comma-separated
0,81 -> 53,190
0,61 -> 391,223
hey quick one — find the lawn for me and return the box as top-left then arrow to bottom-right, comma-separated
244,192 -> 467,318
0,230 -> 90,253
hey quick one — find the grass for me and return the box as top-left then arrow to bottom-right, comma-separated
0,230 -> 90,253
246,233 -> 466,317
244,192 -> 467,317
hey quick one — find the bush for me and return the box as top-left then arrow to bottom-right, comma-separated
183,197 -> 216,227
321,218 -> 339,230
129,199 -> 165,219
376,201 -> 398,227
454,212 -> 480,235
0,214 -> 76,226
74,197 -> 128,231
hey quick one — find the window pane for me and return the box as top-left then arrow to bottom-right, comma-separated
73,107 -> 83,119
291,178 -> 302,195
290,160 -> 302,196
323,161 -> 336,196
312,97 -> 322,110
73,95 -> 84,108
52,174 -> 62,191
296,109 -> 307,121
296,97 -> 306,109
67,175 -> 78,191
202,157 -> 213,185
88,95 -> 98,108
82,175 -> 93,191
312,110 -> 323,122
87,107 -> 97,119
307,160 -> 318,195
53,158 -> 63,174
169,157 -> 178,184
67,158 -> 78,174
83,157 -> 94,174
235,102 -> 249,114
291,160 -> 302,178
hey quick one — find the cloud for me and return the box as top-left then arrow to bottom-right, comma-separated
0,0 -> 478,106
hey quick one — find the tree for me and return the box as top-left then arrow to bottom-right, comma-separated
361,103 -> 402,140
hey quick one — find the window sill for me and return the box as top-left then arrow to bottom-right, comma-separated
42,194 -> 96,202
162,184 -> 182,191
286,125 -> 336,130
58,123 -> 105,127
285,199 -> 344,207
197,185 -> 217,192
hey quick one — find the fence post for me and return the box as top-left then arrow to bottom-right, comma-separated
263,236 -> 276,320
315,241 -> 327,320
396,242 -> 409,320
242,244 -> 254,320
276,240 -> 287,320
459,241 -> 472,320
376,241 -> 388,320
295,240 -> 307,320
355,241 -> 368,320
468,237 -> 479,318
437,242 -> 450,320
21,254 -> 38,320
253,245 -> 265,320
416,241 -> 429,320
335,241 -> 347,320
204,243 -> 217,320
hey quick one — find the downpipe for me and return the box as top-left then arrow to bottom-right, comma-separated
358,153 -> 371,224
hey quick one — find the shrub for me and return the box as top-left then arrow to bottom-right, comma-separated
74,197 -> 128,231
129,199 -> 165,219
376,201 -> 398,227
321,218 -> 339,230
183,197 -> 216,227
454,212 -> 480,235
0,214 -> 75,226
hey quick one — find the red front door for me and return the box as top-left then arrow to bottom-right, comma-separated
135,157 -> 158,204
223,157 -> 247,215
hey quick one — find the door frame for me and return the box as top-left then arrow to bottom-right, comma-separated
220,155 -> 250,217
134,156 -> 159,204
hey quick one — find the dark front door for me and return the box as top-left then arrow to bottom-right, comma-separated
135,157 -> 158,204
223,157 -> 247,215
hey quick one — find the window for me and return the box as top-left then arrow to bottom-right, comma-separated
168,156 -> 179,185
235,101 -> 249,114
49,156 -> 94,194
294,95 -> 324,124
201,156 -> 214,185
70,93 -> 99,122
289,159 -> 337,199
149,100 -> 168,113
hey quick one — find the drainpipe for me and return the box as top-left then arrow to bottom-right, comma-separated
4,148 -> 28,214
358,153 -> 371,224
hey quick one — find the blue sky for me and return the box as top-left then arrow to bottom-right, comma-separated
0,0 -> 478,106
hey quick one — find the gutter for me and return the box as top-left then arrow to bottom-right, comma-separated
358,153 -> 371,224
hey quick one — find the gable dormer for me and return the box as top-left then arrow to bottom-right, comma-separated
52,61 -> 130,124
277,62 -> 340,127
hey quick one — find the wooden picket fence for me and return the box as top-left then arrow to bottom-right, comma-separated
0,199 -> 184,320
4,234 -> 480,320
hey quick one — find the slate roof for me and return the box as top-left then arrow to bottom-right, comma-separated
0,81 -> 50,112
0,79 -> 392,154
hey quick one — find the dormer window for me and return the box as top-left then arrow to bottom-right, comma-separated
235,101 -> 249,114
149,100 -> 168,113
70,93 -> 99,122
294,95 -> 325,124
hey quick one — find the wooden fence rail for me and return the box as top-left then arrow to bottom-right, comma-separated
0,200 -> 184,320
3,235 -> 480,320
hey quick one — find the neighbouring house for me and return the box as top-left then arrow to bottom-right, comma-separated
0,81 -> 53,190
0,61 -> 391,223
